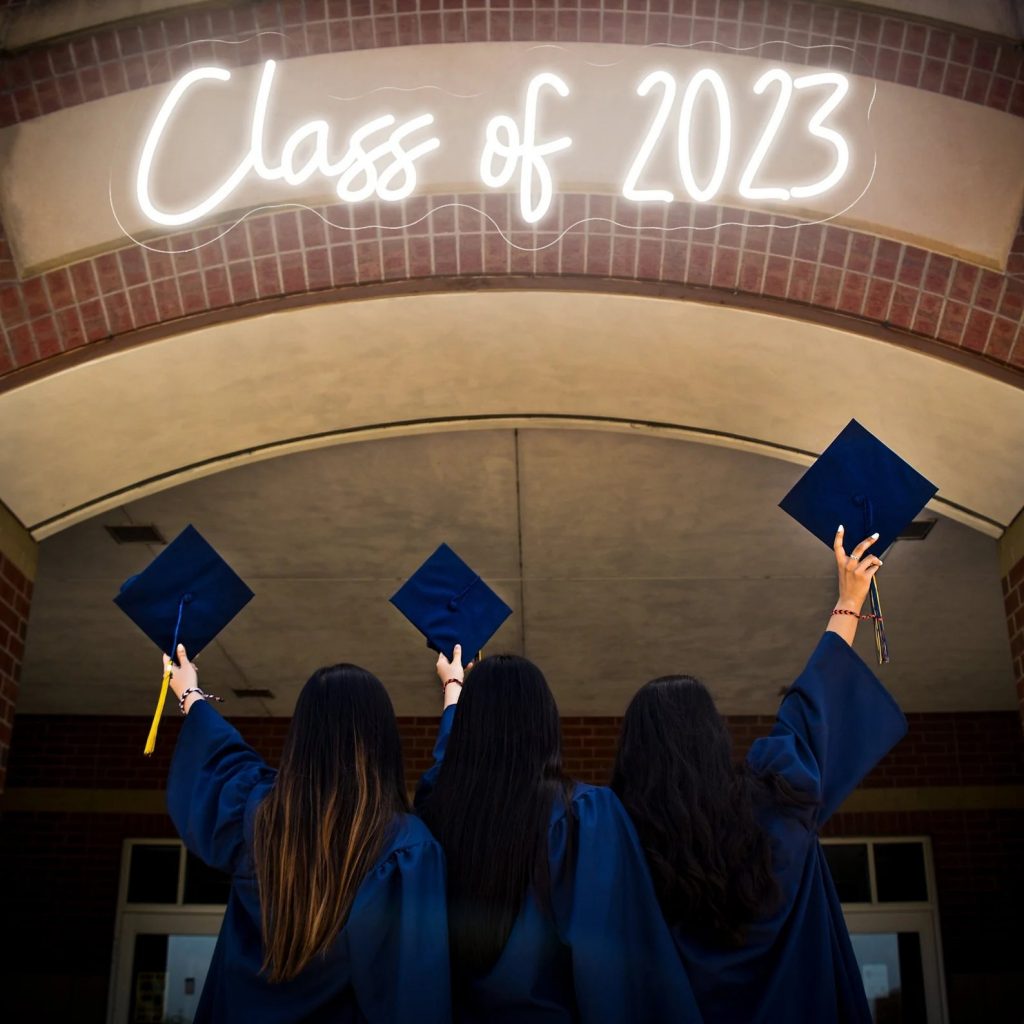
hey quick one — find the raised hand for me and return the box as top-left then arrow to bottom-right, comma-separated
833,525 -> 883,613
436,644 -> 472,709
163,643 -> 198,703
827,526 -> 884,646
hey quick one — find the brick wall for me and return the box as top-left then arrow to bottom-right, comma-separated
1003,555 -> 1024,725
0,550 -> 31,790
4,195 -> 1023,382
8,708 -> 1023,790
823,807 -> 1024,1020
2,710 -> 1022,1021
0,810 -> 178,1019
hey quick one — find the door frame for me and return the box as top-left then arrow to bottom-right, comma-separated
107,909 -> 224,1024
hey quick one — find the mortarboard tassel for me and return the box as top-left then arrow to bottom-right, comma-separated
853,494 -> 890,667
143,595 -> 188,756
143,661 -> 173,756
869,575 -> 889,666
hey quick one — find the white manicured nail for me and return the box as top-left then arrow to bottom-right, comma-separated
871,532 -> 879,539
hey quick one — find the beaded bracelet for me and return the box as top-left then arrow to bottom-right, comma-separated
179,687 -> 224,714
441,678 -> 463,690
832,608 -> 883,622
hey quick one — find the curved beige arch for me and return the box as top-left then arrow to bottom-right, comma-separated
0,290 -> 1020,538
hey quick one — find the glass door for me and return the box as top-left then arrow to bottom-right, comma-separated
107,840 -> 229,1024
109,911 -> 222,1024
844,909 -> 946,1024
822,837 -> 948,1024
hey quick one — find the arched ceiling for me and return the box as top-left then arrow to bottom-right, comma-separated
0,291 -> 1020,539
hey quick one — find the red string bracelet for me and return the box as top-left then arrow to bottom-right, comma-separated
832,608 -> 883,622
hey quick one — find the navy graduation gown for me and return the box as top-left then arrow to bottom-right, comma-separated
417,705 -> 703,1024
671,631 -> 908,1024
166,700 -> 452,1024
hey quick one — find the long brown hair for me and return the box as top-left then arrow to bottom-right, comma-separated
252,664 -> 408,982
612,676 -> 811,947
418,655 -> 573,978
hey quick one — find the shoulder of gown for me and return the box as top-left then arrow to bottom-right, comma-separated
747,631 -> 908,826
346,811 -> 452,1024
548,783 -> 704,1024
166,699 -> 276,875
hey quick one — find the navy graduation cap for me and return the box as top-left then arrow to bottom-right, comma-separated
390,543 -> 512,664
114,524 -> 254,754
779,419 -> 937,664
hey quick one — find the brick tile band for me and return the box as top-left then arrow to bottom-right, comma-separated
0,550 -> 32,790
1003,555 -> 1024,723
1,0 -> 1022,128
2,196 -> 1022,380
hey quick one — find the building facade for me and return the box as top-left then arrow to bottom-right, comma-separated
0,1 -> 1022,1021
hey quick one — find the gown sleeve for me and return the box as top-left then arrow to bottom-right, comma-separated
550,786 -> 703,1024
413,703 -> 457,809
347,836 -> 452,1024
166,699 -> 276,875
747,631 -> 908,826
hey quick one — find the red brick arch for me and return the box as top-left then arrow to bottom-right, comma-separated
2,193 -> 1022,385
2,0 -> 1022,127
1,0 -> 1022,382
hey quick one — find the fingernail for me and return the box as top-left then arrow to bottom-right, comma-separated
871,532 -> 879,539
837,524 -> 844,532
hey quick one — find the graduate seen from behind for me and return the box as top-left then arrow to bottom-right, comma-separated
611,528 -> 908,1024
415,649 -> 703,1024
164,654 -> 451,1024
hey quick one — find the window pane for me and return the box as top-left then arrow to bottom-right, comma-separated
126,844 -> 180,904
127,932 -> 218,1023
823,843 -> 872,903
128,933 -> 167,1022
183,851 -> 231,905
849,931 -> 927,1023
874,842 -> 928,903
166,934 -> 219,1021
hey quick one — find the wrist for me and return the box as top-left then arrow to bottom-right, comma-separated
834,595 -> 864,614
179,686 -> 223,715
181,692 -> 205,715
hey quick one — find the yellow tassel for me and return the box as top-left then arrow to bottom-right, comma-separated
144,663 -> 173,756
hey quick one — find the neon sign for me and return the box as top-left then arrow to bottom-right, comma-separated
479,72 -> 572,225
136,60 -> 854,229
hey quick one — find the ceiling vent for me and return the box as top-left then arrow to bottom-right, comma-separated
896,519 -> 937,541
105,524 -> 166,544
231,688 -> 275,699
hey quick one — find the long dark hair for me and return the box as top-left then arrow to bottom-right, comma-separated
612,675 -> 807,947
418,654 -> 573,977
252,665 -> 408,982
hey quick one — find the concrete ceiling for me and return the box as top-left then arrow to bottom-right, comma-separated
1,293 -> 1022,539
18,427 -> 1013,719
